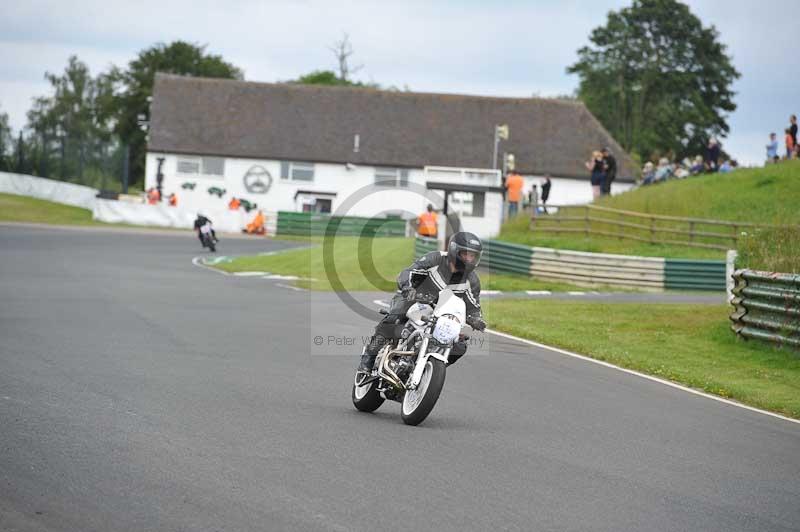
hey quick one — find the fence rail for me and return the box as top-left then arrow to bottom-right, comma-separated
414,236 -> 727,291
529,204 -> 765,251
730,270 -> 800,348
276,211 -> 406,237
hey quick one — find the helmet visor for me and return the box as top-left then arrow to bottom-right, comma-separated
453,243 -> 482,269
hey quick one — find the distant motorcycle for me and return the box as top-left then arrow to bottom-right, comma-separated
352,288 -> 474,426
199,223 -> 216,253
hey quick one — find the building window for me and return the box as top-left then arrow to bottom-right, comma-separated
177,158 -> 200,174
375,167 -> 409,187
302,198 -> 332,214
202,157 -> 225,176
281,161 -> 315,181
176,156 -> 225,177
449,191 -> 485,217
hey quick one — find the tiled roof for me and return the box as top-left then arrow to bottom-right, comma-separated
149,73 -> 636,181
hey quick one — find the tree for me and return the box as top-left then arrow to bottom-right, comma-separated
293,70 -> 360,86
0,108 -> 12,171
329,33 -> 362,83
567,0 -> 740,161
290,34 -> 379,88
26,56 -> 115,182
109,41 -> 243,185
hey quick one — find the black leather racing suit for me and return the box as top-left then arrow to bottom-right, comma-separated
364,251 -> 483,365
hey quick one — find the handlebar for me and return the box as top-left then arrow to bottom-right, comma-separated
414,294 -> 437,305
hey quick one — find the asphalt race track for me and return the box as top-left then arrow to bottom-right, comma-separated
1,225 -> 798,531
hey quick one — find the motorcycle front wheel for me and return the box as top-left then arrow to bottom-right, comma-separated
401,359 -> 446,426
352,372 -> 384,412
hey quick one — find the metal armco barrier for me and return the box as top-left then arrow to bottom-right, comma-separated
414,236 -> 439,257
664,259 -> 727,291
483,240 -> 535,276
529,247 -> 664,289
277,211 -> 406,237
413,236 -> 727,291
730,270 -> 800,348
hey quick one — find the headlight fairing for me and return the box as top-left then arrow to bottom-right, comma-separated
432,315 -> 462,345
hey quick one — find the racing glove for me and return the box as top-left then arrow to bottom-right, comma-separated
466,315 -> 486,332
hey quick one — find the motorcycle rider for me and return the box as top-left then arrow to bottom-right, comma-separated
357,231 -> 487,373
193,213 -> 217,245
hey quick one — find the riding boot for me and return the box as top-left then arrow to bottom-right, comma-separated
358,334 -> 388,373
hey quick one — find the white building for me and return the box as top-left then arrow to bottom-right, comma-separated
145,74 -> 636,238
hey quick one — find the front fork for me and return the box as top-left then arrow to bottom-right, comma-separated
407,337 -> 450,390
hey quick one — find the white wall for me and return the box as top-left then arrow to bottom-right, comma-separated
145,152 -> 631,236
145,153 -> 440,220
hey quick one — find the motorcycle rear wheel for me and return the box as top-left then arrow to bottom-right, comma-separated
401,359 -> 446,426
352,373 -> 384,412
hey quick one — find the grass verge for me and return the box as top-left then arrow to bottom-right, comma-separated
484,299 -> 800,419
0,193 -> 98,225
213,236 -> 587,292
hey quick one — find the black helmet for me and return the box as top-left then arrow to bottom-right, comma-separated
448,231 -> 483,273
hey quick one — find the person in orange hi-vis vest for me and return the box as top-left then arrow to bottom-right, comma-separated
245,210 -> 265,235
505,171 -> 524,218
229,197 -> 241,210
146,188 -> 160,205
417,204 -> 438,237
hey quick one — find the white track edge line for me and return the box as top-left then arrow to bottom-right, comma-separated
372,299 -> 799,426
191,256 -> 231,275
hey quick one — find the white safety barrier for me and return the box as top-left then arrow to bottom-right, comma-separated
92,199 -> 251,233
92,200 -> 274,234
0,172 -> 98,209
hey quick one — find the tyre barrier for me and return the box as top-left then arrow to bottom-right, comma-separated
730,270 -> 800,348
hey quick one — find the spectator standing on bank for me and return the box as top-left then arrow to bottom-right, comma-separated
540,176 -> 552,214
786,128 -> 796,159
766,133 -> 779,163
601,147 -> 616,195
528,185 -> 538,219
585,150 -> 606,200
790,115 -> 798,148
505,170 -> 524,218
705,138 -> 721,172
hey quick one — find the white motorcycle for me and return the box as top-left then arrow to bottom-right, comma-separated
352,288 -> 474,426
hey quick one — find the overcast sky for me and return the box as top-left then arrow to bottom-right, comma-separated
1,0 -> 797,166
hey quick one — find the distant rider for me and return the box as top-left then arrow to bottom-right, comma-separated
357,231 -> 487,373
193,214 -> 217,245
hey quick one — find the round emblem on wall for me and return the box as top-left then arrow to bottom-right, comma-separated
243,165 -> 273,194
